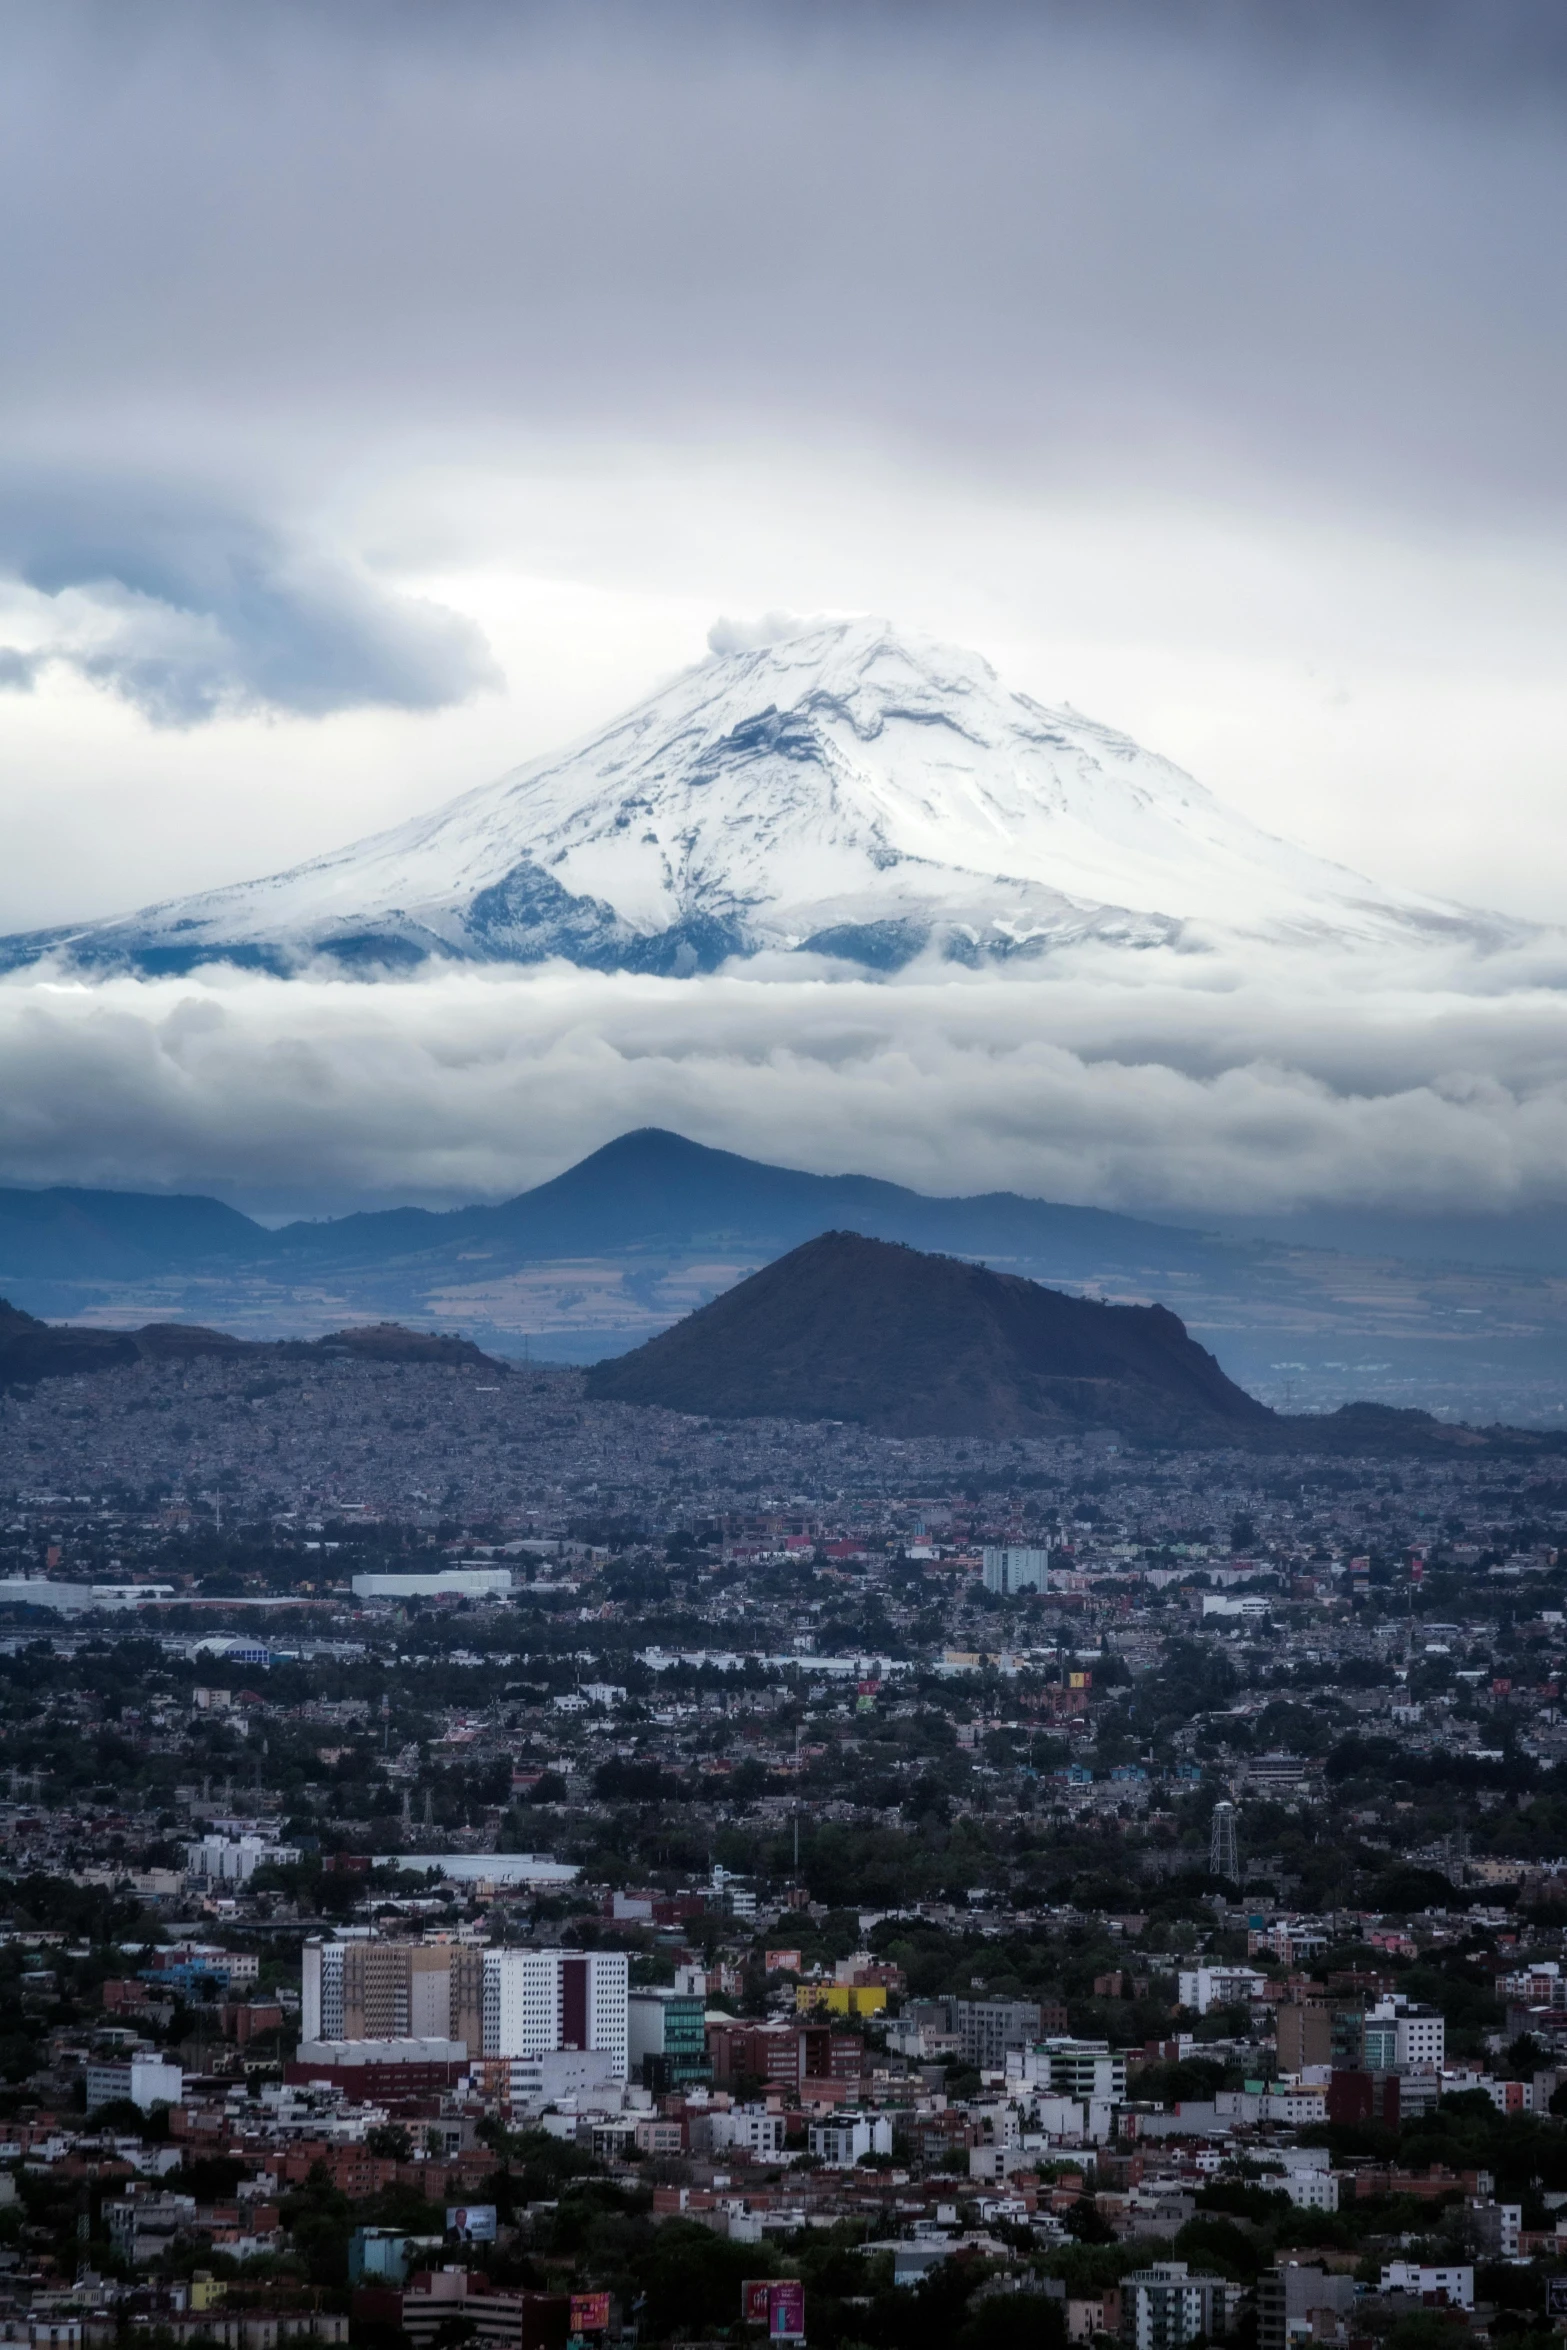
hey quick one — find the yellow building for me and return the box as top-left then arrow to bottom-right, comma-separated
795,1983 -> 887,2017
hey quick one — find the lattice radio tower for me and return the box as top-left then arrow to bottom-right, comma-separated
1210,1799 -> 1239,1883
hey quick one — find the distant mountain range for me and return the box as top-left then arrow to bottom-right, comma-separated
0,1127 -> 1221,1285
0,617 -> 1519,979
586,1230 -> 1273,1443
4,1128 -> 1567,1423
0,1121 -> 1254,1372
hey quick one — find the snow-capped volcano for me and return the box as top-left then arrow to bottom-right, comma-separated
0,615 -> 1500,976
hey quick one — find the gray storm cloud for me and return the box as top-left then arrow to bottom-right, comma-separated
1,1 -> 1565,528
0,2 -> 1560,744
4,946 -> 1567,1219
0,475 -> 499,724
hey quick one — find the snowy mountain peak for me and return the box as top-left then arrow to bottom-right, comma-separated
0,614 -> 1497,979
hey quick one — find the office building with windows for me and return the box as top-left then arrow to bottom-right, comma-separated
302,1937 -> 484,2057
627,1987 -> 711,2090
482,1948 -> 628,2078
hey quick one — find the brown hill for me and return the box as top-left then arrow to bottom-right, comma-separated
0,1298 -> 502,1388
584,1230 -> 1273,1441
281,1323 -> 500,1367
0,1298 -> 142,1384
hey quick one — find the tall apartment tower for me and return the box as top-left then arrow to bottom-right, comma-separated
302,1940 -> 344,2043
981,1546 -> 1051,1597
1276,2001 -> 1332,2073
1209,1801 -> 1239,1884
483,1949 -> 629,2078
1121,2263 -> 1230,2350
301,1938 -> 484,2056
413,1944 -> 484,2055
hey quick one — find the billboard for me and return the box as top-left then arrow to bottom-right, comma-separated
768,2283 -> 805,2339
571,2294 -> 612,2333
1548,2282 -> 1567,2321
446,2205 -> 497,2242
743,2282 -> 804,2339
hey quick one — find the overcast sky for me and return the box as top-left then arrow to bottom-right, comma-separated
4,1 -> 1567,1220
2,0 -> 1566,922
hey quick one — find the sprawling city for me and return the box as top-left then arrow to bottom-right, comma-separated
1,1344 -> 1566,2350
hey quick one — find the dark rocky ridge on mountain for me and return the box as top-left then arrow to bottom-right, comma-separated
0,1299 -> 144,1385
584,1230 -> 1274,1442
584,1237 -> 1567,1454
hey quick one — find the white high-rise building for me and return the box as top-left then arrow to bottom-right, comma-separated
482,1949 -> 628,2079
302,1940 -> 345,2043
981,1546 -> 1050,1596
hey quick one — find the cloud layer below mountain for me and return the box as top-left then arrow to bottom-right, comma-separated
5,943 -> 1567,1223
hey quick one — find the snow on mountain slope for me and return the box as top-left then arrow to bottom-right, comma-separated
0,615 -> 1504,977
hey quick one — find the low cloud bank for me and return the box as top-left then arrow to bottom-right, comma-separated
3,939 -> 1567,1220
